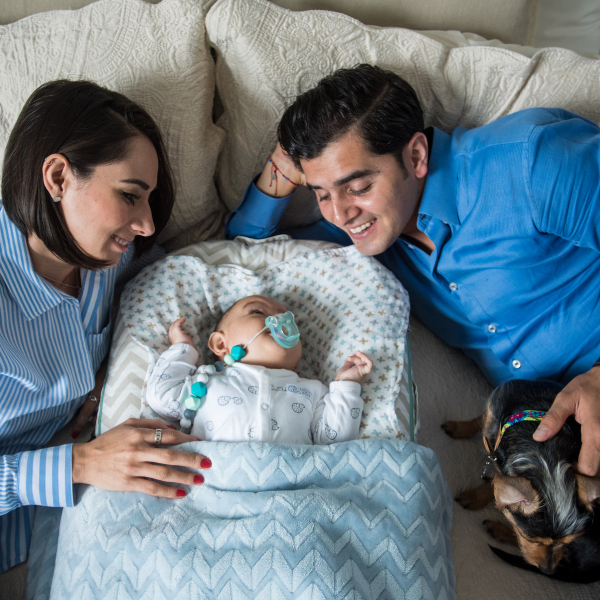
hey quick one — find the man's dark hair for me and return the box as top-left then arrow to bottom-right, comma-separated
278,64 -> 424,176
2,79 -> 175,270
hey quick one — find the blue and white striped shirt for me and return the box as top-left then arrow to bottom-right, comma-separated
0,205 -> 135,573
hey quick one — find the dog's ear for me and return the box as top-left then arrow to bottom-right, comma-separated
575,474 -> 600,509
493,475 -> 540,515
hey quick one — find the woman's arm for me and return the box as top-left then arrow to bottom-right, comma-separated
1,445 -> 75,516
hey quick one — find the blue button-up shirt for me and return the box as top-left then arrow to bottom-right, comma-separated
0,205 -> 160,573
226,108 -> 600,388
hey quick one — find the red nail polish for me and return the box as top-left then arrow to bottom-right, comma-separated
176,489 -> 186,497
71,431 -> 80,439
194,475 -> 204,484
201,458 -> 212,469
167,425 -> 176,430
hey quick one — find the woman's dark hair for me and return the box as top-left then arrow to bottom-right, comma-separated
2,79 -> 174,270
278,64 -> 424,176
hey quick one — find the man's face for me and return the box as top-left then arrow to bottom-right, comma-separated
300,130 -> 428,256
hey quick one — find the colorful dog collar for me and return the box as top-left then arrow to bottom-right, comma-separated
485,409 -> 572,455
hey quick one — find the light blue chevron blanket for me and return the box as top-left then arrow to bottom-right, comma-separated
28,440 -> 455,599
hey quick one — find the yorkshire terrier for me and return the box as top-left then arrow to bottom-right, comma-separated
442,379 -> 600,582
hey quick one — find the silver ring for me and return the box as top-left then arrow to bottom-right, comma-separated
87,394 -> 99,403
154,428 -> 162,447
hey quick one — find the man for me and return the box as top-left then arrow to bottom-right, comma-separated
226,64 -> 600,477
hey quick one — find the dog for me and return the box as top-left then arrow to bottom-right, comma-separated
442,379 -> 600,582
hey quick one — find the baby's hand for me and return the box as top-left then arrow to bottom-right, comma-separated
168,317 -> 196,348
335,351 -> 373,384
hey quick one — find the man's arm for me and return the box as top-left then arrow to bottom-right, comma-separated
226,144 -> 352,246
225,180 -> 295,240
527,112 -> 600,476
527,111 -> 600,252
534,360 -> 600,477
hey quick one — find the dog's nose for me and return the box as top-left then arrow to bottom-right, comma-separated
539,564 -> 557,575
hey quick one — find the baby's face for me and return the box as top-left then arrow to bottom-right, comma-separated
209,295 -> 303,370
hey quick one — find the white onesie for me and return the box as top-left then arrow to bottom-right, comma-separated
146,343 -> 364,444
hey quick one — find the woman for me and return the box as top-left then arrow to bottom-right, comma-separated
0,80 -> 210,573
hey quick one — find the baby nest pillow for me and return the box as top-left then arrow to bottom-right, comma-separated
99,239 -> 415,440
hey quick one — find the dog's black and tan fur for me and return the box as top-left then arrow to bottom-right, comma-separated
443,379 -> 600,582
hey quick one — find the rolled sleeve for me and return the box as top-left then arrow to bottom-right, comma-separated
225,180 -> 293,239
16,445 -> 74,509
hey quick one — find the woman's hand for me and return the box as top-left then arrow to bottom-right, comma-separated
72,418 -> 210,499
256,144 -> 306,198
533,366 -> 600,476
335,351 -> 373,384
168,317 -> 196,348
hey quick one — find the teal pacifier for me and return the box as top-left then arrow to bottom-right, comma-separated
265,311 -> 300,348
180,310 -> 300,429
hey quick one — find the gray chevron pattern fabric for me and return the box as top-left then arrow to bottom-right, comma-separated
38,440 -> 454,599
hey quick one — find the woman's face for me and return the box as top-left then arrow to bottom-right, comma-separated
45,135 -> 159,266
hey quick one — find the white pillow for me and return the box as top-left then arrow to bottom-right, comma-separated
98,237 -> 417,441
206,0 -> 600,222
0,0 -> 225,245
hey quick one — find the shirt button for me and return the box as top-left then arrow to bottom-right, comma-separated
407,244 -> 415,250
512,359 -> 521,369
488,324 -> 497,333
449,282 -> 458,291
261,403 -> 269,410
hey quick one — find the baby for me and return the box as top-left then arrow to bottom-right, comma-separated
146,295 -> 372,444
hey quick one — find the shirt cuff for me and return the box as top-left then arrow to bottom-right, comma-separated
169,343 -> 200,366
330,380 -> 362,394
225,178 -> 294,239
17,444 -> 74,508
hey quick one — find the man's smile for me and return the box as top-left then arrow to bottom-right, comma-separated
349,219 -> 376,234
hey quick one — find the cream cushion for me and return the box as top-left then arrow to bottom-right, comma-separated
0,0 -> 225,245
2,1 -> 598,56
207,0 -> 600,223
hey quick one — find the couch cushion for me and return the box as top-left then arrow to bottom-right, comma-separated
207,0 -> 600,227
0,0 -> 225,245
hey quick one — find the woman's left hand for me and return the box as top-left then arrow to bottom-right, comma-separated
72,359 -> 108,439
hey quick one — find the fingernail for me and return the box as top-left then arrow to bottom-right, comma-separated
201,458 -> 212,469
194,437 -> 202,441
167,425 -> 176,430
71,431 -> 80,439
176,489 -> 186,497
194,475 -> 204,484
533,425 -> 548,440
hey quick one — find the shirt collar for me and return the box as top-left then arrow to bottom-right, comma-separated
0,206 -> 64,320
418,127 -> 460,227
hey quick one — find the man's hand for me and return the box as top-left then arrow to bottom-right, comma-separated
168,317 -> 196,348
256,144 -> 306,198
533,366 -> 600,476
335,351 -> 373,384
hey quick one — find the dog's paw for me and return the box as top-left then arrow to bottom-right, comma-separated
455,483 -> 494,510
483,520 -> 518,546
441,416 -> 481,439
